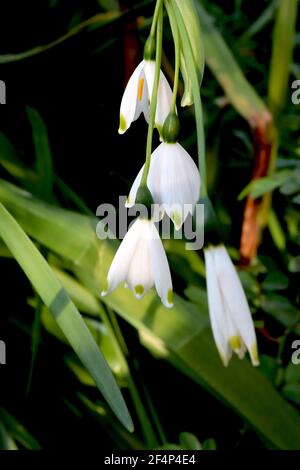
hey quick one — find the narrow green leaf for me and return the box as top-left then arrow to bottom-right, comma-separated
173,0 -> 205,85
55,175 -> 93,215
238,171 -> 292,200
195,1 -> 267,122
268,209 -> 286,252
27,107 -> 54,201
0,409 -> 40,450
242,0 -> 278,39
27,297 -> 43,394
0,13 -> 120,64
0,133 -> 37,185
52,266 -> 100,315
0,203 -> 133,432
0,421 -> 18,450
268,0 -> 298,116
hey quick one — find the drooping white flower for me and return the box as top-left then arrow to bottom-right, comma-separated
119,60 -> 173,135
125,142 -> 200,230
204,245 -> 259,367
101,218 -> 173,308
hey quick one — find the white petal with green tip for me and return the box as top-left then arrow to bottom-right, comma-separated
102,219 -> 173,309
204,245 -> 259,367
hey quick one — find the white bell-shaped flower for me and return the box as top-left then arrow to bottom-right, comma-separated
119,60 -> 173,135
125,142 -> 200,230
101,218 -> 173,308
204,245 -> 259,367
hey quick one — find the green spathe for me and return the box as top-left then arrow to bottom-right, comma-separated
135,184 -> 154,213
162,112 -> 180,143
143,35 -> 156,61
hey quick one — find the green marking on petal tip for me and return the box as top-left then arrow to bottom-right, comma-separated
167,289 -> 173,305
134,285 -> 144,296
171,211 -> 182,230
251,342 -> 260,366
101,279 -> 109,295
229,335 -> 241,351
119,114 -> 127,133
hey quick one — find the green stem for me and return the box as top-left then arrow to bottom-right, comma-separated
141,381 -> 167,444
101,305 -> 158,447
268,0 -> 298,120
260,0 -> 298,231
106,305 -> 129,356
169,1 -> 207,197
171,19 -> 180,112
141,7 -> 164,187
150,0 -> 164,37
127,377 -> 158,448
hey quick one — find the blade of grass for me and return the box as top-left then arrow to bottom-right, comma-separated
26,296 -> 43,394
259,0 -> 299,240
52,264 -> 157,446
0,12 -> 120,64
194,1 -> 275,262
55,175 -> 94,215
27,107 -> 54,202
0,133 -> 37,186
0,202 -> 133,432
0,409 -> 40,450
195,1 -> 267,122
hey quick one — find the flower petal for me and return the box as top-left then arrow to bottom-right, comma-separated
126,220 -> 154,297
216,245 -> 259,366
155,143 -> 200,228
101,219 -> 142,295
125,145 -> 162,209
149,222 -> 173,308
204,248 -> 232,366
143,61 -> 173,134
125,164 -> 144,208
119,61 -> 145,134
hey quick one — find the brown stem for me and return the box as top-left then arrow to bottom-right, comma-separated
121,2 -> 140,83
239,110 -> 274,265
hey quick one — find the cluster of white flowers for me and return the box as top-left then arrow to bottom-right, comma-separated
102,57 -> 200,308
102,40 -> 259,367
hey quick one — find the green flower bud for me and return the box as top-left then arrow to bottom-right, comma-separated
135,184 -> 154,215
143,35 -> 156,61
162,112 -> 180,143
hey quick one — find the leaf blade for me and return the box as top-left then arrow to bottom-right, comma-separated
0,202 -> 133,432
